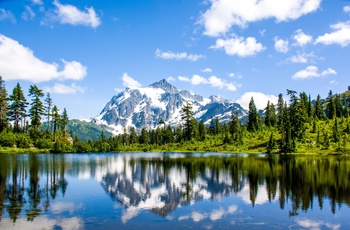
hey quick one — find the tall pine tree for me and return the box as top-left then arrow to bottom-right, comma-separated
8,83 -> 28,133
28,85 -> 45,131
0,76 -> 8,131
247,97 -> 260,132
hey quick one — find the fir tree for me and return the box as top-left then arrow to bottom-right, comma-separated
0,76 -> 8,131
326,90 -> 335,119
277,93 -> 284,129
51,105 -> 60,142
335,94 -> 343,118
247,97 -> 260,132
44,92 -> 53,132
28,85 -> 45,131
60,108 -> 69,136
198,120 -> 206,141
8,83 -> 28,133
315,94 -> 323,119
181,101 -> 195,141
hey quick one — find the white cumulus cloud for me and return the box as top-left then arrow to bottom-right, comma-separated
122,72 -> 142,88
274,37 -> 289,53
178,75 -> 240,91
155,49 -> 204,61
236,92 -> 278,110
22,6 -> 35,21
0,8 -> 16,23
292,66 -> 337,80
44,83 -> 85,94
288,52 -> 317,63
0,34 -> 87,83
51,0 -> 101,28
200,0 -> 321,37
293,29 -> 312,46
210,35 -> 265,57
201,68 -> 212,73
344,6 -> 350,13
315,21 -> 350,47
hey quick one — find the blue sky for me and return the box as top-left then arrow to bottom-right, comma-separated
1,0 -> 350,119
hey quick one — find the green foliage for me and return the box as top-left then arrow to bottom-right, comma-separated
0,76 -> 8,132
0,131 -> 16,147
34,138 -> 53,149
247,97 -> 260,132
8,83 -> 28,132
15,133 -> 31,148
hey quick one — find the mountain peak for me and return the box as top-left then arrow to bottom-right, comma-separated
149,79 -> 179,93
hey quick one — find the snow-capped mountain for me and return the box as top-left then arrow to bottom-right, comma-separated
92,79 -> 247,135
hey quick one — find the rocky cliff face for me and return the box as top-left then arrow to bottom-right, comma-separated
92,79 -> 247,135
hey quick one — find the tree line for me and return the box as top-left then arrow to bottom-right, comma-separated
0,76 -> 70,152
1,76 -> 349,154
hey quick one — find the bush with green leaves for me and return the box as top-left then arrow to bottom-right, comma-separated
35,138 -> 53,149
16,133 -> 31,148
0,131 -> 16,147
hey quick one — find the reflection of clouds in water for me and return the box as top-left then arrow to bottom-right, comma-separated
210,208 -> 225,221
237,183 -> 278,205
178,205 -> 238,222
295,218 -> 341,230
192,211 -> 206,222
121,185 -> 167,223
0,216 -> 83,230
122,206 -> 141,224
51,202 -> 83,214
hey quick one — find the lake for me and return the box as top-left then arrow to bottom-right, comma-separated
0,152 -> 349,229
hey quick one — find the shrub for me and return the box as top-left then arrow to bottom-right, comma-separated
16,133 -> 31,148
0,131 -> 16,147
35,138 -> 53,149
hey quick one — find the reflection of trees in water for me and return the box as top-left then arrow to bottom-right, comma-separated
0,154 -> 350,223
0,154 -> 67,223
101,155 -> 350,217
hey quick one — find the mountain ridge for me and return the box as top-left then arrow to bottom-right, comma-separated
91,79 -> 247,135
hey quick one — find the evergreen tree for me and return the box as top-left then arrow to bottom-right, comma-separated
315,94 -> 323,119
129,127 -> 137,144
308,94 -> 313,118
247,97 -> 260,132
229,112 -> 241,143
139,128 -> 149,144
198,120 -> 206,141
280,102 -> 294,153
44,93 -> 53,132
265,101 -> 271,127
208,118 -> 215,135
0,76 -> 8,131
51,105 -> 60,142
181,101 -> 195,141
60,108 -> 69,136
215,117 -> 221,135
335,94 -> 343,118
287,89 -> 306,141
265,101 -> 277,127
8,83 -> 28,132
28,85 -> 45,131
326,90 -> 335,119
277,93 -> 284,129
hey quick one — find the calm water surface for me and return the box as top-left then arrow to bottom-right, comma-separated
0,152 -> 349,229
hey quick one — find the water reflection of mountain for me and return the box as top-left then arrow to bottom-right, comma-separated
101,157 -> 244,217
0,153 -> 350,224
99,155 -> 350,218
